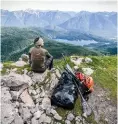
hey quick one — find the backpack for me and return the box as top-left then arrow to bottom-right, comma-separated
75,72 -> 94,92
51,71 -> 78,109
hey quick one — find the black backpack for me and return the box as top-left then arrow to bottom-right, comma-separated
51,71 -> 78,109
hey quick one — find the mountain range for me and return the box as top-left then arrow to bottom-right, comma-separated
1,9 -> 117,38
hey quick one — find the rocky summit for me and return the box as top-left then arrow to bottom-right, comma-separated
1,55 -> 117,124
1,68 -> 63,124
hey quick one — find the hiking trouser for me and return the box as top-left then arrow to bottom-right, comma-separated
30,57 -> 54,73
46,57 -> 53,70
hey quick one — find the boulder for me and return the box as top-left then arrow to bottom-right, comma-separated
50,109 -> 58,115
20,89 -> 35,106
65,120 -> 71,124
21,54 -> 29,62
71,56 -> 83,66
73,66 -> 79,71
14,114 -> 24,124
85,57 -> 92,63
1,73 -> 32,87
82,68 -> 94,76
45,116 -> 52,123
41,97 -> 51,110
75,116 -> 82,122
33,110 -> 43,119
11,59 -> 27,67
39,113 -> 46,123
55,69 -> 61,78
67,113 -> 75,121
54,113 -> 62,121
31,117 -> 39,124
49,73 -> 59,91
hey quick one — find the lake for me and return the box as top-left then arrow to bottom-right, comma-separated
54,39 -> 98,46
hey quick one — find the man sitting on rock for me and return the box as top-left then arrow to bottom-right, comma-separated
29,37 -> 54,73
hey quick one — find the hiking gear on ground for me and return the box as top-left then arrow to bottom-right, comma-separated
75,72 -> 94,92
65,64 -> 92,116
51,71 -> 78,109
62,54 -> 92,117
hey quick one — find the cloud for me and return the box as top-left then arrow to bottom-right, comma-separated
1,0 -> 117,12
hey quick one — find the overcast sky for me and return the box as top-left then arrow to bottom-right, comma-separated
1,0 -> 117,12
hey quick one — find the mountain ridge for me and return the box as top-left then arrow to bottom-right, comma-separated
1,9 -> 117,38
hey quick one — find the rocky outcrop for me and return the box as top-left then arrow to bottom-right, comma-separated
70,56 -> 84,66
82,68 -> 94,76
1,66 -> 63,124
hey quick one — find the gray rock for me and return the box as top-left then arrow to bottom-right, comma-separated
55,69 -> 61,78
67,113 -> 75,121
15,101 -> 20,108
20,89 -> 35,106
85,57 -> 92,63
41,97 -> 51,110
11,60 -> 27,67
35,103 -> 41,111
1,87 -> 16,124
82,68 -> 94,76
10,91 -> 19,100
31,117 -> 39,124
50,73 -> 59,90
39,113 -> 46,123
19,104 -> 32,121
14,114 -> 23,124
28,88 -> 33,95
36,97 -> 43,104
29,106 -> 37,114
105,118 -> 109,122
36,88 -> 41,94
75,121 -> 82,124
1,87 -> 12,101
31,90 -> 37,95
31,70 -> 48,84
1,73 -> 32,87
65,120 -> 71,124
21,54 -> 29,62
73,66 -> 79,71
33,94 -> 40,100
40,89 -> 45,98
50,109 -> 57,115
45,116 -> 52,123
55,123 -> 62,124
46,107 -> 52,116
70,56 -> 84,66
33,110 -> 43,119
75,116 -> 82,122
54,114 -> 62,121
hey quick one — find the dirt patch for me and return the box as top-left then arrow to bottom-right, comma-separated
88,84 -> 117,124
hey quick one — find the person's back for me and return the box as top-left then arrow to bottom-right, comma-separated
29,37 -> 53,73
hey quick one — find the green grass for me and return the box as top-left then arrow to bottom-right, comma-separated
90,56 -> 117,102
1,61 -> 31,75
